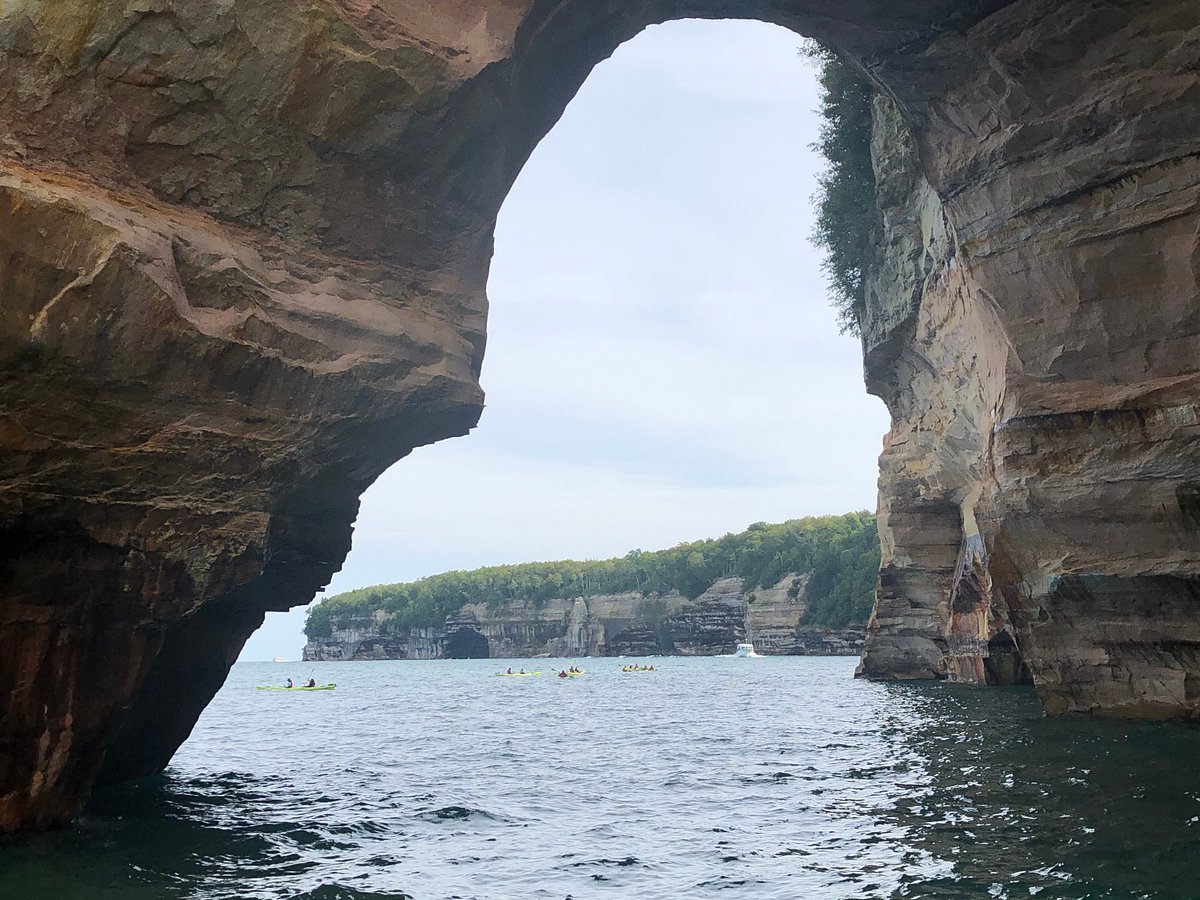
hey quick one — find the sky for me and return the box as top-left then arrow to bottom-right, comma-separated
239,19 -> 891,661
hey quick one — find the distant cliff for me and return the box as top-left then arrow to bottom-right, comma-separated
303,574 -> 864,660
303,515 -> 877,660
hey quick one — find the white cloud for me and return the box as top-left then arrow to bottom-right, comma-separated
334,441 -> 880,583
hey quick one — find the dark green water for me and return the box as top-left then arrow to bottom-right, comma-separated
3,657 -> 1200,899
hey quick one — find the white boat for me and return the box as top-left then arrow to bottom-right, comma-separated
733,642 -> 761,658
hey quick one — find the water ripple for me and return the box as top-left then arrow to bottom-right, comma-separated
4,658 -> 1200,898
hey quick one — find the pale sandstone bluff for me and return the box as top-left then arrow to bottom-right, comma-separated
302,574 -> 864,660
0,0 -> 1197,832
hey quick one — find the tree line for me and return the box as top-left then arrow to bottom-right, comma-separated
305,513 -> 881,639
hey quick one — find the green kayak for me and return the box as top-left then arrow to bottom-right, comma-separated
256,684 -> 336,691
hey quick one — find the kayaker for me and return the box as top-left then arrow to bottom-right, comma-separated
558,670 -> 568,678
285,678 -> 294,689
507,667 -> 513,674
306,678 -> 316,688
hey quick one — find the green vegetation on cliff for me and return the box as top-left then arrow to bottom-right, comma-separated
807,43 -> 877,336
305,513 -> 880,639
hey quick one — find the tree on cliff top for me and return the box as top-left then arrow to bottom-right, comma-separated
806,42 -> 876,337
304,513 -> 880,638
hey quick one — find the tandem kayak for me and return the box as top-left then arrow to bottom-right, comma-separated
621,669 -> 658,674
256,684 -> 336,691
495,672 -> 542,677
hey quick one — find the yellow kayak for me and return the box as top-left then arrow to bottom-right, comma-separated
256,684 -> 336,691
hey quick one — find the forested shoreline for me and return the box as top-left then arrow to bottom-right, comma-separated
305,513 -> 880,639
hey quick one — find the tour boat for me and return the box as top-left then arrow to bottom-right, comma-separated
733,642 -> 761,658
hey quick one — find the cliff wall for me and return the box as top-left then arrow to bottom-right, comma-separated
302,574 -> 864,660
2,0 -> 1199,831
855,4 -> 1200,722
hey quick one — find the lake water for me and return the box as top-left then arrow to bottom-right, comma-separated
4,656 -> 1200,899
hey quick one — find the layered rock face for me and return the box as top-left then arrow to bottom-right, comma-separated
0,0 -> 492,830
0,0 -> 1197,831
855,2 -> 1200,723
302,574 -> 864,660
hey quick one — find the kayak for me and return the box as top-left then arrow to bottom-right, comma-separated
621,669 -> 658,674
256,684 -> 336,691
495,671 -> 542,677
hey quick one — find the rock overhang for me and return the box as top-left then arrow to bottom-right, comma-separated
1,0 -> 1199,831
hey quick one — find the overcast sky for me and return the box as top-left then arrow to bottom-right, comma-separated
240,19 -> 890,661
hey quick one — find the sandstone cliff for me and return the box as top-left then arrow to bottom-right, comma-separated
855,4 -> 1200,723
1,0 -> 1198,832
302,574 -> 864,661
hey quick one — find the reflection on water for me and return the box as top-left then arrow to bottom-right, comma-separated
2,658 -> 1199,899
881,684 -> 1200,899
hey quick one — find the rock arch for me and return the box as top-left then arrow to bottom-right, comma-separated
0,0 -> 1198,831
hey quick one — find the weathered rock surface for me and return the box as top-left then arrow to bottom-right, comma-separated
855,1 -> 1200,725
301,574 -> 864,660
1,0 -> 1198,831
